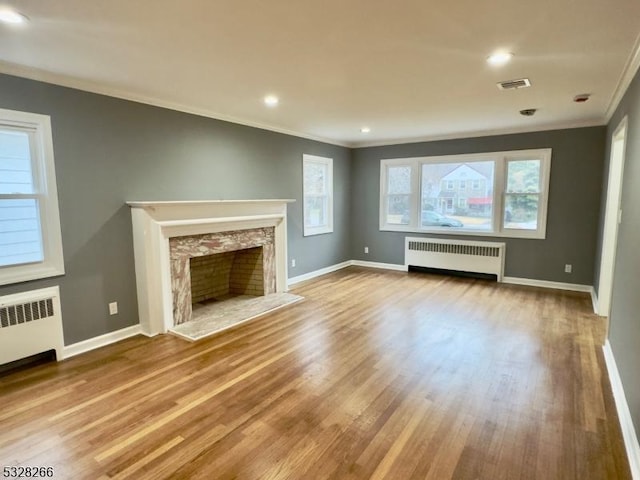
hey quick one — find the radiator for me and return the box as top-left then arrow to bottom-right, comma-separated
405,237 -> 506,281
0,286 -> 64,365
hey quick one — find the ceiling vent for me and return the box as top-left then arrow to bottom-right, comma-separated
497,78 -> 531,90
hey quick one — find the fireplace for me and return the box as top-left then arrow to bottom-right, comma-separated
190,247 -> 265,304
127,200 -> 293,336
169,227 -> 276,325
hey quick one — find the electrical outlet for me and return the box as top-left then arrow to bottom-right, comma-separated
564,264 -> 572,273
291,259 -> 296,268
364,246 -> 369,254
109,302 -> 118,315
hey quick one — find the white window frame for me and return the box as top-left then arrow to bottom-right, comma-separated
302,154 -> 333,236
0,108 -> 64,285
379,148 -> 552,239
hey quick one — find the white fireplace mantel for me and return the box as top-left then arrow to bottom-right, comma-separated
127,199 -> 294,336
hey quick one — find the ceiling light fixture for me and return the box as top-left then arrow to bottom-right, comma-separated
360,127 -> 371,134
263,95 -> 279,107
0,8 -> 29,24
487,51 -> 513,66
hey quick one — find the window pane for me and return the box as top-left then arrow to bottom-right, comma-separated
0,129 -> 34,194
0,198 -> 43,267
506,160 -> 540,193
304,195 -> 327,228
386,195 -> 410,224
388,166 -> 411,194
303,162 -> 327,195
421,161 -> 494,230
504,194 -> 539,230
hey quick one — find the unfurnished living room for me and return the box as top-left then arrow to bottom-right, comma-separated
1,2 -> 640,479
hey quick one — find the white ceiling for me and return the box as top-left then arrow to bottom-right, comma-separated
1,1 -> 640,147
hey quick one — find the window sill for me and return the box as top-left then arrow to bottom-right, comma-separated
0,262 -> 65,287
380,225 -> 546,240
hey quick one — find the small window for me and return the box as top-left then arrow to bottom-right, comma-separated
303,154 -> 333,236
0,108 -> 64,285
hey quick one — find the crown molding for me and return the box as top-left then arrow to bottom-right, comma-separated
0,60 -> 615,150
605,31 -> 640,122
351,119 -> 605,149
0,61 -> 351,148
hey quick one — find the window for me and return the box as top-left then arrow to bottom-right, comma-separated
303,154 -> 333,236
380,148 -> 551,239
0,108 -> 64,285
382,164 -> 412,225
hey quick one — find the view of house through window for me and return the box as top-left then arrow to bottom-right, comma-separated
380,149 -> 551,239
421,161 -> 494,231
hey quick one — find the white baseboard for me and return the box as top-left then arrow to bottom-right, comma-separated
351,260 -> 408,271
502,276 -> 592,293
603,340 -> 640,479
289,264 -> 592,293
288,261 -> 352,286
63,324 -> 142,359
287,260 -> 410,287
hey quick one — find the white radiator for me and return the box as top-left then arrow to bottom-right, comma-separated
0,286 -> 64,365
405,237 -> 506,281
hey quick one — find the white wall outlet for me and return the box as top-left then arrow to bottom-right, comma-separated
564,264 -> 572,273
108,301 -> 118,315
291,259 -> 296,268
364,246 -> 369,254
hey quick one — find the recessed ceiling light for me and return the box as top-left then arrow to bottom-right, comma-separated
487,52 -> 513,66
360,127 -> 371,134
0,9 -> 29,24
264,95 -> 279,107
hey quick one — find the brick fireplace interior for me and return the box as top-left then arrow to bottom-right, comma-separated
190,247 -> 265,305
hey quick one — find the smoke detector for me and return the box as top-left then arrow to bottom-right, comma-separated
520,108 -> 537,116
497,78 -> 531,90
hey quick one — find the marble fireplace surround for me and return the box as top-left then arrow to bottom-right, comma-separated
170,227 -> 275,326
127,200 -> 294,336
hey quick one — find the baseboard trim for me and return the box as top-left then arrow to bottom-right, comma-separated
351,260 -> 408,272
502,276 -> 592,293
288,261 -> 352,286
603,340 -> 640,479
63,324 -> 142,359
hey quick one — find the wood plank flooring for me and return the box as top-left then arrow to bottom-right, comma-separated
0,267 -> 631,479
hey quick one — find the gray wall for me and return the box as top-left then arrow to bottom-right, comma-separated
600,67 -> 640,436
0,73 -> 351,344
351,127 -> 606,284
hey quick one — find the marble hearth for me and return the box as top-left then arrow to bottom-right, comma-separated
127,200 -> 294,336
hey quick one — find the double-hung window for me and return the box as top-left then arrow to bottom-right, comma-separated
0,108 -> 64,285
303,154 -> 333,236
380,148 -> 551,239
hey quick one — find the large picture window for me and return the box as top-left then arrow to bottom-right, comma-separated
0,108 -> 64,285
303,154 -> 333,236
380,148 -> 551,239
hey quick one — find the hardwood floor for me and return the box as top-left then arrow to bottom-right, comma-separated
0,267 -> 631,479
